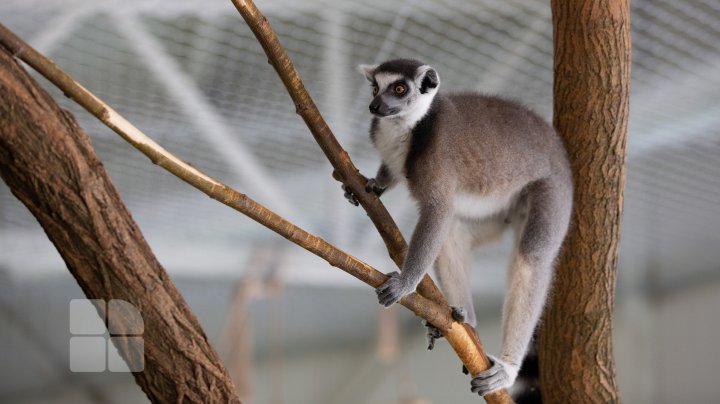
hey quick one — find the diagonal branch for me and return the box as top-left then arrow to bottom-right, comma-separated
0,20 -> 511,403
228,0 -> 451,308
227,2 -> 512,402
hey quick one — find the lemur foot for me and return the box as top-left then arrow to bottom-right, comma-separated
470,355 -> 519,397
424,320 -> 443,350
425,306 -> 467,350
342,178 -> 386,207
341,184 -> 360,206
450,306 -> 466,322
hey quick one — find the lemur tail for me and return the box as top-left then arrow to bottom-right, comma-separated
512,334 -> 542,403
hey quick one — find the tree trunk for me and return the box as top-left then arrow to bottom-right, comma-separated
540,1 -> 631,403
0,47 -> 240,403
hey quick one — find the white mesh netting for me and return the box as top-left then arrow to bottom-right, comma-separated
1,0 -> 719,292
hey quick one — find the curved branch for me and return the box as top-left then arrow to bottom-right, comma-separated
229,0 -> 450,308
0,21 -> 511,404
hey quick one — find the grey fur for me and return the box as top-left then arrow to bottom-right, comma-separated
351,59 -> 573,397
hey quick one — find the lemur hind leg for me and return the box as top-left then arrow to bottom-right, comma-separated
425,214 -> 512,350
471,178 -> 572,396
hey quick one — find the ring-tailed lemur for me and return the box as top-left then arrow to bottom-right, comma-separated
343,59 -> 572,397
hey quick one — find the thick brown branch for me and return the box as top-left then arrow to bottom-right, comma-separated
0,46 -> 241,404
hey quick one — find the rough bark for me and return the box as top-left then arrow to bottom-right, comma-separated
540,1 -> 631,402
0,47 -> 241,403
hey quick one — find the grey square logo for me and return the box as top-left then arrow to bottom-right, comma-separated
69,299 -> 144,372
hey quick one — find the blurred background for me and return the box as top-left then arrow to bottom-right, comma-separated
1,0 -> 720,403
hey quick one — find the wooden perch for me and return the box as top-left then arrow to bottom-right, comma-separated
0,19 -> 511,403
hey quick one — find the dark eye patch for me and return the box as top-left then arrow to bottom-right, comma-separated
389,80 -> 408,97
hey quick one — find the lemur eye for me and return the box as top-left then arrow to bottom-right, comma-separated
394,84 -> 406,95
372,85 -> 379,96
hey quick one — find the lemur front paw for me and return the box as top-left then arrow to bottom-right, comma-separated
341,178 -> 385,206
425,306 -> 467,350
470,355 -> 519,397
375,271 -> 414,307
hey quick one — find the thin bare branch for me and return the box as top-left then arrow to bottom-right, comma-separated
228,0 -> 451,309
226,2 -> 512,402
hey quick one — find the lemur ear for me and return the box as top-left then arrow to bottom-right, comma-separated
416,65 -> 440,94
357,64 -> 378,82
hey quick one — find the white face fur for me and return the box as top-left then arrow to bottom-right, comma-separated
359,64 -> 440,129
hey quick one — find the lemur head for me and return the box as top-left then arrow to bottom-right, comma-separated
358,59 -> 440,121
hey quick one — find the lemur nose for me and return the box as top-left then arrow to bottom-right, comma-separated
369,99 -> 381,114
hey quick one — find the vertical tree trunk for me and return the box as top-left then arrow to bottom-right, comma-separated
0,47 -> 240,403
540,1 -> 631,403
